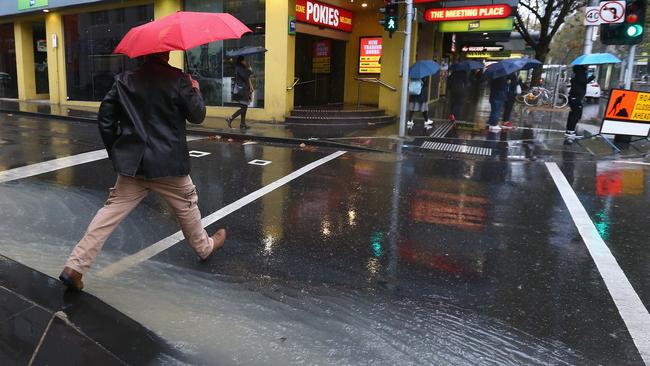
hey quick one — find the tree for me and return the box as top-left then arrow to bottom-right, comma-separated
548,9 -> 585,65
515,0 -> 588,84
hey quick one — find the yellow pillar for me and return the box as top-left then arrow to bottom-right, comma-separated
45,12 -> 65,104
154,0 -> 183,69
14,21 -> 37,100
260,0 -> 294,121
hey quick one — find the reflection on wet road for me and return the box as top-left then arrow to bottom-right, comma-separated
0,113 -> 649,365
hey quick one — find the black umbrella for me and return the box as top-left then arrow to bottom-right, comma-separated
225,46 -> 267,57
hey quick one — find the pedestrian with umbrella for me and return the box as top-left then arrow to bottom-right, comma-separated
485,58 -> 542,131
447,63 -> 479,121
408,60 -> 440,128
226,56 -> 254,130
565,53 -> 620,138
59,12 -> 251,291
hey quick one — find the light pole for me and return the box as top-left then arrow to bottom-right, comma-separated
398,0 -> 414,138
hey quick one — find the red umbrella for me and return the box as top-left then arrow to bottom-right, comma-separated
114,12 -> 252,58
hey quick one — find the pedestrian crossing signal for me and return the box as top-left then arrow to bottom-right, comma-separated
379,1 -> 399,37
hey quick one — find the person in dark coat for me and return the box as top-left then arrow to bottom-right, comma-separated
502,72 -> 521,128
488,75 -> 509,131
447,69 -> 469,121
59,52 -> 226,291
226,56 -> 254,130
565,65 -> 595,137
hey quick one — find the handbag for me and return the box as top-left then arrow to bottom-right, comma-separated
232,78 -> 245,97
515,84 -> 522,95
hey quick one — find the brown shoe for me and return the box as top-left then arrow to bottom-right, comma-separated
202,229 -> 226,261
59,267 -> 84,291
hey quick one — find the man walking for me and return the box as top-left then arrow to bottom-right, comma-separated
59,52 -> 226,291
565,65 -> 595,138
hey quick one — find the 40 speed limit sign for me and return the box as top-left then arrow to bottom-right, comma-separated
584,1 -> 626,25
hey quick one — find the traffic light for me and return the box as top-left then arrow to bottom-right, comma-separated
601,0 -> 646,45
379,0 -> 399,37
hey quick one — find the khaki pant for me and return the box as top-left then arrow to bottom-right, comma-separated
65,175 -> 214,274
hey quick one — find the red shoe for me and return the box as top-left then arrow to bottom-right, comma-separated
448,113 -> 456,122
501,121 -> 515,129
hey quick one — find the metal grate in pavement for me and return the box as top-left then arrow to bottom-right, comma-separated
429,120 -> 455,138
420,141 -> 492,156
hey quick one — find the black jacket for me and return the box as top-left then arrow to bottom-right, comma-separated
489,76 -> 509,102
569,67 -> 595,99
98,59 -> 206,179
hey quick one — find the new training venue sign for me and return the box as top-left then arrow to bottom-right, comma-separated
601,89 -> 650,137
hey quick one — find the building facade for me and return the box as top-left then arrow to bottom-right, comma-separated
0,0 -> 518,126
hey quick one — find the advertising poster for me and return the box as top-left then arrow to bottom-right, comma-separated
359,37 -> 382,74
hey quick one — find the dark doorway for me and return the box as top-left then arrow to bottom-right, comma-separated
32,21 -> 49,96
294,33 -> 346,107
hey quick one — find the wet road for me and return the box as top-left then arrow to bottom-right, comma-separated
0,113 -> 649,365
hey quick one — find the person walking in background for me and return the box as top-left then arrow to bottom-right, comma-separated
226,56 -> 254,130
501,72 -> 521,129
59,52 -> 227,291
488,75 -> 509,132
408,76 -> 433,128
447,69 -> 469,122
565,65 -> 594,138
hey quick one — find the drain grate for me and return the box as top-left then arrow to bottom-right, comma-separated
420,141 -> 492,156
429,120 -> 455,138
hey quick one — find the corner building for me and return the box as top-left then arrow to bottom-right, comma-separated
0,0 -> 450,126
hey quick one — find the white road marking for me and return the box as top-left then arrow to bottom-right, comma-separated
0,150 -> 108,184
546,162 -> 650,365
98,150 -> 347,278
0,135 -> 206,184
248,159 -> 272,166
189,150 -> 211,158
612,160 -> 650,166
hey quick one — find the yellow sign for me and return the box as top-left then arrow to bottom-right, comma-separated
439,17 -> 514,33
313,56 -> 330,73
631,92 -> 650,121
359,37 -> 382,74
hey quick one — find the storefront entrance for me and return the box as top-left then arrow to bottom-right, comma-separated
293,33 -> 346,107
32,21 -> 48,97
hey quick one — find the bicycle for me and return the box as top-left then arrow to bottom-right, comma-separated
523,86 -> 568,108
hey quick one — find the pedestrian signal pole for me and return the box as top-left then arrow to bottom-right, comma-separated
625,45 -> 636,89
399,0 -> 414,138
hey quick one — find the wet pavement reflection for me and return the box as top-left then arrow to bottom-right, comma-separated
0,127 -> 647,364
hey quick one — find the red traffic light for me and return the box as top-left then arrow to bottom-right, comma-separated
627,13 -> 639,23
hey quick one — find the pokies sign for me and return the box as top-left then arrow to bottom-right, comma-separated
425,5 -> 511,22
296,0 -> 353,32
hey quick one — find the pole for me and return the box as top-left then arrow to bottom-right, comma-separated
583,0 -> 600,54
625,44 -> 636,89
399,0 -> 414,138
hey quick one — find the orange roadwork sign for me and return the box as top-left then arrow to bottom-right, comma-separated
604,89 -> 650,122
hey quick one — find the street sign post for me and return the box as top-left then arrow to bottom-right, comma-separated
584,1 -> 626,25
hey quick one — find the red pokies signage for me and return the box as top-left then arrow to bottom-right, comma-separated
296,0 -> 353,32
424,5 -> 511,22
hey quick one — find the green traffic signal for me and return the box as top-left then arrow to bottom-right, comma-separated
627,24 -> 644,37
385,15 -> 398,31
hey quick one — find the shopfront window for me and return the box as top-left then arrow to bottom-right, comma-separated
0,23 -> 18,99
63,5 -> 153,102
184,0 -> 265,108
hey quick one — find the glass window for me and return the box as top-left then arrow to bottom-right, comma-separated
184,0 -> 265,108
0,23 -> 18,99
63,5 -> 153,102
